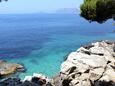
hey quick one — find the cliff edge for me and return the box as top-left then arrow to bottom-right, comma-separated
53,41 -> 115,86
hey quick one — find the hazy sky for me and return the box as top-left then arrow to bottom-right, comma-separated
0,0 -> 83,14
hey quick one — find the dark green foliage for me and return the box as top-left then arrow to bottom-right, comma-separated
0,0 -> 8,2
80,0 -> 115,23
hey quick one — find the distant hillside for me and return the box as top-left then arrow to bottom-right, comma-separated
55,8 -> 79,14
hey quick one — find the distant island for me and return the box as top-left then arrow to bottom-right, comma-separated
55,8 -> 79,14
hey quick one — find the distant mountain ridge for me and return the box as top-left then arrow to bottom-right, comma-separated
55,8 -> 79,14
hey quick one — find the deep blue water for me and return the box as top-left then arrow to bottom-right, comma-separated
0,14 -> 115,79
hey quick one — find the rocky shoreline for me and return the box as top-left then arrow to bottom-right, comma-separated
0,40 -> 115,86
54,40 -> 115,86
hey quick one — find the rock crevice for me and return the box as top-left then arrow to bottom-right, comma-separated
54,41 -> 115,86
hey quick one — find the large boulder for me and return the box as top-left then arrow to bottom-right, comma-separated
0,60 -> 24,76
23,73 -> 53,86
0,73 -> 53,86
54,41 -> 115,86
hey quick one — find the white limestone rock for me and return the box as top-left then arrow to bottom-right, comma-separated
59,41 -> 115,86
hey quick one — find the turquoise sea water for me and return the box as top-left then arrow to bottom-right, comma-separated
0,14 -> 115,79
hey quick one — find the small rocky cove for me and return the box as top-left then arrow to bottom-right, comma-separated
0,41 -> 115,86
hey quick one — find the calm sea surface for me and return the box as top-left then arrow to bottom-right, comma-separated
0,14 -> 115,79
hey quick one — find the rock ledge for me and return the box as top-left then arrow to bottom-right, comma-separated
0,60 -> 24,76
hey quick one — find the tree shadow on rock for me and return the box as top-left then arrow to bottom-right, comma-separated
93,80 -> 115,86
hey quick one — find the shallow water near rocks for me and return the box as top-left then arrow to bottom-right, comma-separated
0,14 -> 115,79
